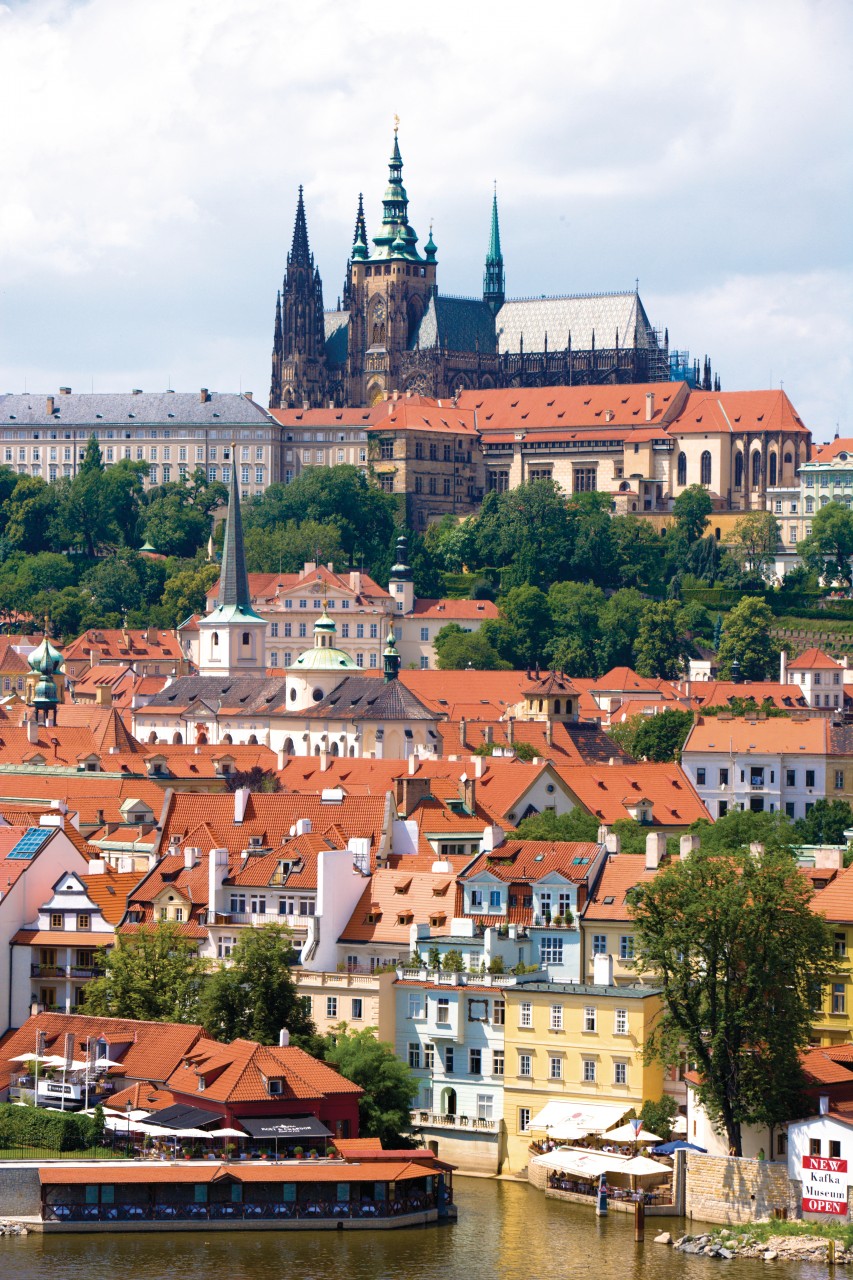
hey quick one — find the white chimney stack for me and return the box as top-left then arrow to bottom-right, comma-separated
780,650 -> 788,684
593,953 -> 614,987
279,1028 -> 290,1048
645,391 -> 655,422
820,1095 -> 830,1116
233,787 -> 250,824
645,831 -> 667,870
680,833 -> 700,861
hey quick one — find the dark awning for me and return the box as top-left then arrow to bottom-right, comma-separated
239,1115 -> 332,1140
141,1104 -> 225,1130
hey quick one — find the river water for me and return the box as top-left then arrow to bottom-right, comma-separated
0,1176 -> 830,1280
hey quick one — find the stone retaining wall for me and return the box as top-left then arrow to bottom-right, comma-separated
686,1154 -> 800,1225
0,1167 -> 41,1216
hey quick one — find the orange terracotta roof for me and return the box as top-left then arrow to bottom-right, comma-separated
811,439 -> 853,464
684,715 -> 828,755
811,864 -> 853,923
553,763 -> 710,826
801,1044 -> 853,1086
269,407 -> 379,427
582,853 -> 662,922
12,930 -> 113,946
457,382 -> 688,430
410,599 -> 499,620
339,867 -> 463,945
81,869 -> 145,924
788,648 -> 843,671
1,1012 -> 204,1084
368,404 -> 478,435
40,1160 -> 441,1185
0,776 -> 165,827
165,1037 -> 362,1104
671,389 -> 808,436
463,840 -> 602,884
63,628 -> 185,665
108,1082 -> 180,1111
687,681 -> 810,711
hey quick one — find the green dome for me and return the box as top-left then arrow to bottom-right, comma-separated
390,229 -> 408,257
28,635 -> 64,677
291,646 -> 359,672
313,607 -> 336,635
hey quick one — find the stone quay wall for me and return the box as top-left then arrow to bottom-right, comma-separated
686,1154 -> 800,1225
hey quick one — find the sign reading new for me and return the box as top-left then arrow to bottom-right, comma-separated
801,1155 -> 848,1215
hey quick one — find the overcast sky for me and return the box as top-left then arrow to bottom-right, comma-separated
1,0 -> 850,440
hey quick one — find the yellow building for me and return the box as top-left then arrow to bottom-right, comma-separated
502,977 -> 665,1170
295,969 -> 397,1042
810,864 -> 853,1045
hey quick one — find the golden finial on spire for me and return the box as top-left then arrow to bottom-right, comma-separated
393,113 -> 400,135
44,613 -> 49,638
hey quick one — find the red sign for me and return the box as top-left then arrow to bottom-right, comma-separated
803,1156 -> 849,1173
803,1198 -> 845,1215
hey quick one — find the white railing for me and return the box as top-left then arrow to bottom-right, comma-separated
218,911 -> 310,928
410,1110 -> 498,1133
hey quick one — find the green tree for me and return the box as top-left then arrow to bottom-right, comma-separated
496,584 -> 554,667
608,709 -> 694,762
156,560 -> 221,627
80,550 -> 165,621
84,922 -> 207,1022
433,622 -> 511,670
513,807 -> 600,842
199,925 -> 313,1046
689,808 -> 795,854
611,518 -> 667,594
4,476 -> 57,553
441,949 -> 466,973
630,844 -> 835,1154
730,511 -> 781,580
469,480 -> 574,590
223,767 -> 282,793
716,596 -> 780,680
798,503 -> 853,587
322,1027 -> 418,1147
599,588 -> 648,671
793,799 -> 853,846
672,485 -> 713,544
546,581 -> 606,677
639,1095 -> 679,1142
634,601 -> 691,679
243,519 -> 342,575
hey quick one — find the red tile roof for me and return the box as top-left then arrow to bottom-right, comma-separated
582,853 -> 662,922
811,863 -> 853,923
63,629 -> 184,666
410,599 -> 499,620
457,383 -> 689,430
463,840 -> 602,884
811,439 -> 853,464
684,715 -> 829,755
165,1037 -> 362,1104
788,648 -> 843,671
670,389 -> 808,436
0,1013 -> 204,1086
339,868 -> 459,945
687,680 -> 810,711
553,763 -> 710,827
368,405 -> 478,435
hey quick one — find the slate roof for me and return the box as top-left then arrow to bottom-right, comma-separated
288,676 -> 438,723
142,675 -> 289,715
0,391 -> 271,427
411,295 -> 497,353
494,291 -> 657,355
324,311 -> 350,364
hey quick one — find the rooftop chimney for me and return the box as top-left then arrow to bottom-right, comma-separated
645,831 -> 667,870
59,386 -> 71,396
592,953 -> 614,987
233,786 -> 250,824
820,1095 -> 830,1116
132,388 -> 142,396
45,396 -> 55,415
26,718 -> 39,745
200,388 -> 210,404
780,650 -> 788,684
680,833 -> 700,861
243,391 -> 253,402
645,391 -> 655,422
279,1028 -> 290,1048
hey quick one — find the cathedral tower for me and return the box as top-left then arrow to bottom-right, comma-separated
483,187 -> 505,314
344,123 -> 437,405
269,186 -> 328,409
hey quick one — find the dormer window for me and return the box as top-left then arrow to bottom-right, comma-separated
268,1078 -> 283,1095
77,914 -> 90,930
197,1076 -> 205,1092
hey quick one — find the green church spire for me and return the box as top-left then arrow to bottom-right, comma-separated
483,184 -> 505,314
371,118 -> 422,262
212,444 -> 262,621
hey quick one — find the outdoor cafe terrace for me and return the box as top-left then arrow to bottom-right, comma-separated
37,1157 -> 454,1230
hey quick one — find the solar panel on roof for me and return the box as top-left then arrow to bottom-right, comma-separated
7,827 -> 52,860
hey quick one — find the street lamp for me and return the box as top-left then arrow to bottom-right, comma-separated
125,1101 -> 133,1158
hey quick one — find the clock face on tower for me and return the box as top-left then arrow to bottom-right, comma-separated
372,299 -> 386,323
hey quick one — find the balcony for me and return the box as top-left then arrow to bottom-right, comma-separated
411,1110 -> 498,1133
214,911 -> 310,929
31,965 -> 66,979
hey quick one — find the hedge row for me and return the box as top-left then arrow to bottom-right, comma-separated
0,1102 -> 104,1150
681,587 -> 853,620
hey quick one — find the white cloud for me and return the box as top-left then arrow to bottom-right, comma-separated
0,0 -> 850,431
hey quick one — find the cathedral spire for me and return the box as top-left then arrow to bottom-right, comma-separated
289,184 -> 312,268
483,184 -> 505,314
372,118 -> 421,261
352,192 -> 368,262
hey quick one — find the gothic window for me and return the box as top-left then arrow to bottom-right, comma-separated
212,632 -> 219,647
769,453 -> 778,486
734,452 -> 744,488
700,452 -> 712,486
752,450 -> 761,488
677,452 -> 687,485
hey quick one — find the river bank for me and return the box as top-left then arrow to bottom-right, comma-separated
661,1228 -> 853,1263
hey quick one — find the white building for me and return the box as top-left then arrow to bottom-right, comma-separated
681,714 -> 829,821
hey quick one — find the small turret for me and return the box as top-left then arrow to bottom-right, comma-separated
388,533 -> 414,613
383,624 -> 401,683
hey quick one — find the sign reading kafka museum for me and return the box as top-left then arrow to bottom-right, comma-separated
801,1155 -> 849,1215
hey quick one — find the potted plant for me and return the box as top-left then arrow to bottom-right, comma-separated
294,1146 -> 304,1160
225,1144 -> 236,1163
182,1145 -> 192,1160
552,914 -> 563,928
309,1148 -> 318,1160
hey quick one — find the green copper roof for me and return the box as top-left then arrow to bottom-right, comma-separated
314,607 -> 336,634
204,444 -> 263,625
292,646 -> 358,672
28,634 -> 64,676
370,125 -> 423,263
487,190 -> 502,263
483,188 -> 505,304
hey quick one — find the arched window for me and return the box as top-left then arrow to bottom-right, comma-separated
283,738 -> 295,756
242,632 -> 250,645
212,632 -> 219,647
752,451 -> 761,488
148,731 -> 158,745
677,452 -> 687,485
248,734 -> 258,745
222,733 -> 233,744
769,453 -> 777,486
734,452 -> 743,488
330,741 -> 340,756
172,732 -> 183,745
554,700 -> 561,715
700,451 -> 712,486
784,452 -> 792,465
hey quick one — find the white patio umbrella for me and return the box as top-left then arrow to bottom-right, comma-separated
7,1052 -> 54,1064
92,1058 -> 124,1069
622,1154 -> 670,1176
208,1126 -> 246,1159
604,1122 -> 663,1144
